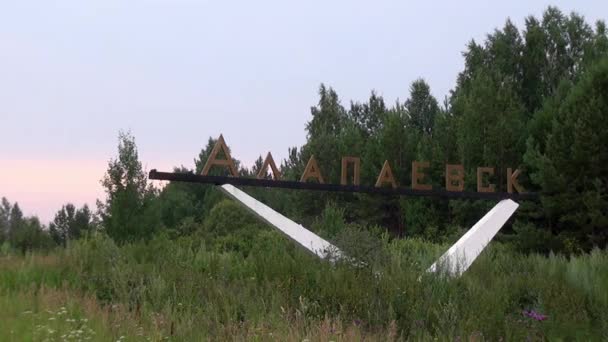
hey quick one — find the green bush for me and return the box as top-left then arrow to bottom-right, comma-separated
202,199 -> 261,236
65,233 -> 122,302
333,224 -> 388,266
312,202 -> 346,239
510,222 -> 562,254
198,199 -> 266,256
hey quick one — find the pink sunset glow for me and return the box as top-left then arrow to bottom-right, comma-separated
0,158 -> 173,224
0,153 -> 252,225
0,159 -> 107,223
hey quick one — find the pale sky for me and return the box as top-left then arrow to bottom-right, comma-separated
1,0 -> 607,223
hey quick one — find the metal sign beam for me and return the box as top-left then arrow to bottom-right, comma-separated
151,169 -> 521,276
149,170 -> 536,201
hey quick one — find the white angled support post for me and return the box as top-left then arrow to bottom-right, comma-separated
218,184 -> 343,262
220,183 -> 518,275
427,199 -> 519,277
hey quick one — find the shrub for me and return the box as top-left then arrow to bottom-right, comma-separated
510,222 -> 562,254
312,202 -> 346,239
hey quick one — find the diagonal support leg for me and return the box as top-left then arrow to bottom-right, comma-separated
218,184 -> 343,262
427,199 -> 519,277
220,184 -> 518,275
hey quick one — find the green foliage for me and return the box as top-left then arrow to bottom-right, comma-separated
456,69 -> 526,181
4,9 -> 608,339
405,79 -> 439,135
0,197 -> 56,253
0,291 -> 128,342
9,202 -> 24,242
349,90 -> 387,137
0,197 -> 10,244
3,234 -> 607,340
10,217 -> 55,254
98,131 -> 160,243
49,204 -> 94,246
312,202 -> 347,238
402,198 -> 441,237
268,6 -> 608,250
525,58 -> 608,250
141,7 -> 605,251
203,199 -> 260,236
333,224 -> 388,266
0,242 -> 10,256
66,233 -> 122,302
199,199 -> 265,256
509,222 -> 562,254
14,6 -> 605,255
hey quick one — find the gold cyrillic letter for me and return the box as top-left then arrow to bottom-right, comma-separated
257,152 -> 281,180
300,155 -> 324,183
201,134 -> 239,177
375,160 -> 397,188
477,167 -> 495,193
412,161 -> 432,190
341,156 -> 361,186
445,164 -> 464,192
507,168 -> 525,194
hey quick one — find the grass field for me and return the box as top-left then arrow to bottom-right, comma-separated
1,232 -> 607,341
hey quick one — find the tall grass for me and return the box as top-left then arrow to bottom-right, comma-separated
1,231 -> 607,340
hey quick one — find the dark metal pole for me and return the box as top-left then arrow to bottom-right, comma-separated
149,169 -> 539,201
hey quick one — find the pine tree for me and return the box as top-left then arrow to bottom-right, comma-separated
525,58 -> 608,251
405,79 -> 439,135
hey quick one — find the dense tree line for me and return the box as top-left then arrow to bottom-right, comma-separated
0,196 -> 95,253
3,7 -> 607,254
